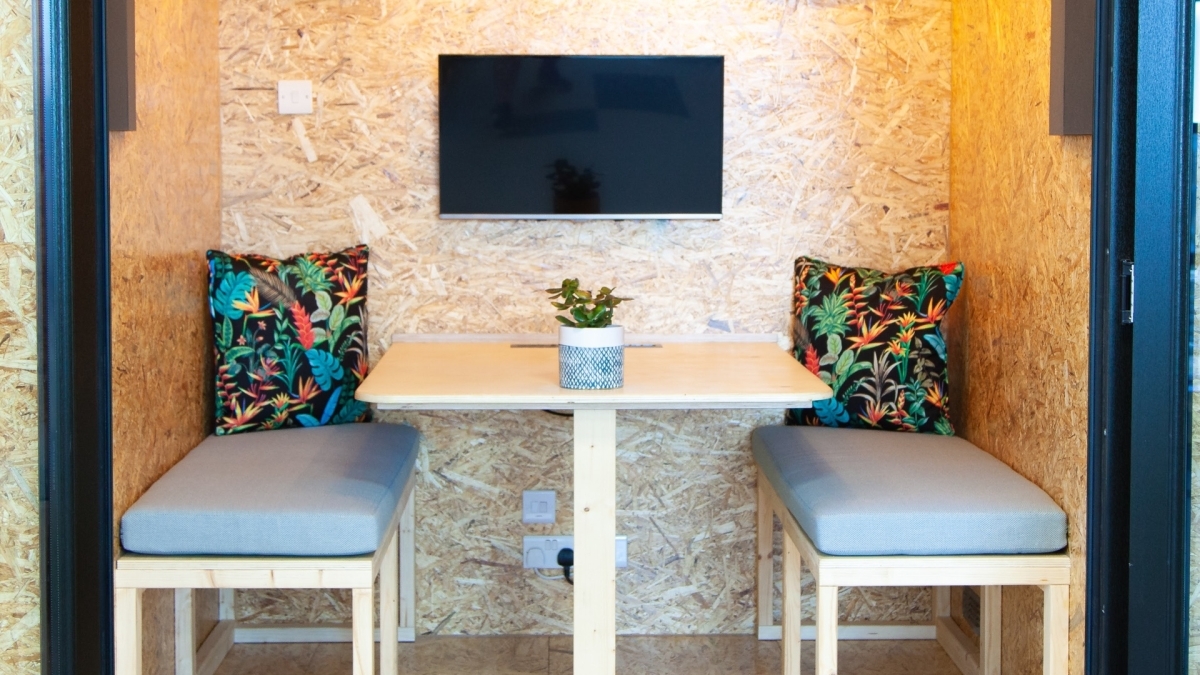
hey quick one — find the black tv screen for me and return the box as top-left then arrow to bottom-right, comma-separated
438,55 -> 724,219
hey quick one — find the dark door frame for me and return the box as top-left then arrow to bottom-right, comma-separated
1085,0 -> 1136,671
35,0 -> 114,670
1123,0 -> 1196,664
1088,0 -> 1195,672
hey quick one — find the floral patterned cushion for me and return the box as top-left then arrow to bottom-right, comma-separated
790,256 -> 964,435
207,245 -> 371,435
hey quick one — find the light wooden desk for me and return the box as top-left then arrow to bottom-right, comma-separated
356,335 -> 832,675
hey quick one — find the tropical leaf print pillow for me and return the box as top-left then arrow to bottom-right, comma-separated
207,245 -> 371,435
789,256 -> 964,435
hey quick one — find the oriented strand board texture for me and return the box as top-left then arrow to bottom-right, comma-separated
949,0 -> 1090,673
0,0 -> 37,665
219,0 -> 952,634
109,0 -> 222,667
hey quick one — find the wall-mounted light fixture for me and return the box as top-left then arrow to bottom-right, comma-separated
107,0 -> 135,131
1050,0 -> 1095,135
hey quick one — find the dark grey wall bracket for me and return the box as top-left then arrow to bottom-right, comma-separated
107,0 -> 135,131
1050,0 -> 1096,135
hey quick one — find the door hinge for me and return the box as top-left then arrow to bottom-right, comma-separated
1120,260 -> 1135,324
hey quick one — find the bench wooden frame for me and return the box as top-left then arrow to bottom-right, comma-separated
756,469 -> 1071,675
114,483 -> 416,675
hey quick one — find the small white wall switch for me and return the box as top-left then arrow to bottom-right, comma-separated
278,80 -> 313,115
522,490 -> 556,524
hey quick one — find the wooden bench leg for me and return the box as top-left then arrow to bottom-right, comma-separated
757,471 -> 775,639
175,589 -> 196,675
981,586 -> 1001,675
219,589 -> 235,621
400,488 -> 416,643
352,587 -> 374,675
115,588 -> 143,675
381,528 -> 399,675
934,586 -> 951,620
781,534 -> 802,674
1043,584 -> 1069,675
815,585 -> 838,675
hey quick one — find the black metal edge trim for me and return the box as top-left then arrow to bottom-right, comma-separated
1085,0 -> 1136,672
36,0 -> 113,668
1123,0 -> 1195,670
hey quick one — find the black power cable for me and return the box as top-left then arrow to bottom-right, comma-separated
557,547 -> 574,585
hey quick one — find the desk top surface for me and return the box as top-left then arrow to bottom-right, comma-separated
356,340 -> 832,410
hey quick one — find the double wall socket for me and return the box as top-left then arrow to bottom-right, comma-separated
522,535 -> 628,569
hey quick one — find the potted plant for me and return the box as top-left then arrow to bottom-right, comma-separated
546,278 -> 630,389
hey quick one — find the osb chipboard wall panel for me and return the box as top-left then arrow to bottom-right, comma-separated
219,0 -> 951,634
949,0 -> 1090,672
0,0 -> 37,665
109,0 -> 222,667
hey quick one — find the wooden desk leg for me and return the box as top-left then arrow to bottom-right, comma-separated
574,409 -> 617,675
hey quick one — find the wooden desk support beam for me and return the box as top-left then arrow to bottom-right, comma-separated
356,336 -> 832,675
574,409 -> 617,675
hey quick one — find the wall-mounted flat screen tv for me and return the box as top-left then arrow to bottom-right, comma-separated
439,55 -> 723,220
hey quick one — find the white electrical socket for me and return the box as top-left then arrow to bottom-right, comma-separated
277,80 -> 313,115
522,490 -> 556,524
523,535 -> 628,569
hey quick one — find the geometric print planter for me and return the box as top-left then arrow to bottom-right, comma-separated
558,325 -> 625,390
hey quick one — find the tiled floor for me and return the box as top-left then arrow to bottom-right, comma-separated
212,635 -> 962,675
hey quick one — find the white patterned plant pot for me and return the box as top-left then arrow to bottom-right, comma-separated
558,325 -> 625,390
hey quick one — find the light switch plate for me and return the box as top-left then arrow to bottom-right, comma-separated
522,490 -> 556,524
278,80 -> 313,115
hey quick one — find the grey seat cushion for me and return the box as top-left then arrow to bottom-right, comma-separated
752,426 -> 1066,556
121,424 -> 419,556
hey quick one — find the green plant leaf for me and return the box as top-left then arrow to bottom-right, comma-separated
818,334 -> 842,366
812,398 -> 850,426
811,292 -> 851,338
332,398 -> 369,424
330,304 -> 345,334
225,346 -> 255,363
834,348 -> 854,375
214,271 -> 255,320
294,258 -> 333,294
306,349 -> 344,390
546,278 -> 628,328
218,317 -> 233,350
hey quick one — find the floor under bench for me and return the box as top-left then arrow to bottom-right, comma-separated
211,635 -> 961,675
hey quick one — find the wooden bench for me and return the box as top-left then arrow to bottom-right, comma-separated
114,424 -> 419,675
753,426 -> 1071,675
